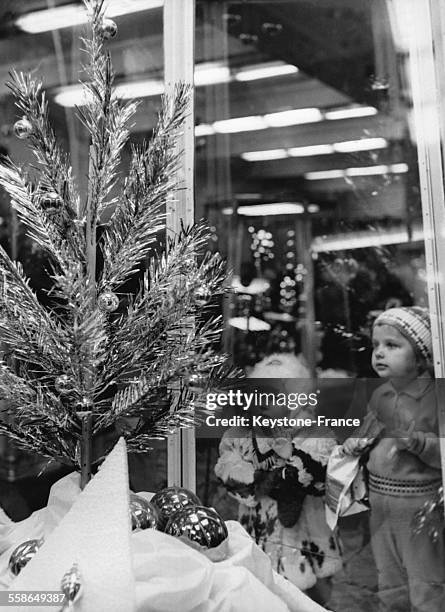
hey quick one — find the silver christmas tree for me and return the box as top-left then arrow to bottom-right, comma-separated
0,0 -> 227,487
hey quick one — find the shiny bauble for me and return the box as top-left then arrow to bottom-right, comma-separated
186,372 -> 206,392
97,291 -> 119,313
61,563 -> 82,606
100,18 -> 118,39
165,505 -> 228,549
194,286 -> 212,307
77,397 -> 93,411
9,538 -> 43,576
130,493 -> 160,530
54,374 -> 74,396
151,486 -> 201,531
13,117 -> 33,140
40,191 -> 63,214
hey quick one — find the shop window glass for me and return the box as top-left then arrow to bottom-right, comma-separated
195,1 -> 444,610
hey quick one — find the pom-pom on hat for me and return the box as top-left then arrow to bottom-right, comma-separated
373,306 -> 432,362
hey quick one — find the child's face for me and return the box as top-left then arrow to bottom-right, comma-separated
372,324 -> 418,380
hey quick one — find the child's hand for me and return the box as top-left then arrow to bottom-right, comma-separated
392,420 -> 416,450
342,437 -> 373,456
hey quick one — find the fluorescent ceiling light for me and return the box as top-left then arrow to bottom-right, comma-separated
54,79 -> 164,107
391,162 -> 409,173
213,116 -> 268,134
54,84 -> 88,108
333,137 -> 388,153
241,139 -> 390,161
194,62 -> 231,86
195,124 -> 215,137
16,0 -> 163,34
305,169 -> 345,180
223,202 -> 318,216
235,61 -> 298,82
346,164 -> 388,176
305,163 -> 409,180
312,224 -> 424,252
237,203 -> 305,216
241,149 -> 288,161
228,317 -> 271,332
288,144 -> 334,157
307,204 -> 320,213
265,108 -> 323,127
114,79 -> 164,99
325,106 -> 378,120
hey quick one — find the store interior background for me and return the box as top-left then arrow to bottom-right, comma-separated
0,2 -> 428,610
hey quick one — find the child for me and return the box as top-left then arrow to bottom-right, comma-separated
343,307 -> 445,611
215,353 -> 342,605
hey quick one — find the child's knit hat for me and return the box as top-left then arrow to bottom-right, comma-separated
373,306 -> 432,362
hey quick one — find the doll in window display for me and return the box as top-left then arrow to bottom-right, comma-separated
214,352 -> 343,607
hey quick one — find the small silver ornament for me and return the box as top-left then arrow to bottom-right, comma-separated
194,286 -> 212,307
187,372 -> 206,391
77,397 -> 93,411
97,291 -> 119,313
61,563 -> 82,609
40,191 -> 63,214
165,505 -> 228,549
13,117 -> 33,139
55,374 -> 74,396
129,493 -> 160,530
100,18 -> 118,39
9,538 -> 43,576
151,486 -> 201,531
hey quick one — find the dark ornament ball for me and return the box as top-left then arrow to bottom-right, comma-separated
100,18 -> 118,39
9,538 -> 43,576
55,374 -> 74,396
150,486 -> 201,531
194,286 -> 212,307
165,505 -> 228,550
97,291 -> 119,313
40,191 -> 63,214
129,493 -> 160,530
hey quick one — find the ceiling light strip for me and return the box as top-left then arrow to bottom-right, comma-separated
16,0 -> 164,34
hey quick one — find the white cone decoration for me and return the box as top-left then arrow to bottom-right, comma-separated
11,438 -> 136,612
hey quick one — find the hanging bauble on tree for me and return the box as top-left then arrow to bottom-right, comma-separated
165,505 -> 228,556
151,486 -> 201,531
55,374 -> 74,396
97,291 -> 119,313
100,18 -> 118,39
77,397 -> 93,411
9,538 -> 43,576
129,493 -> 160,530
194,285 -> 212,307
186,372 -> 206,391
13,117 -> 33,139
39,191 -> 63,214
